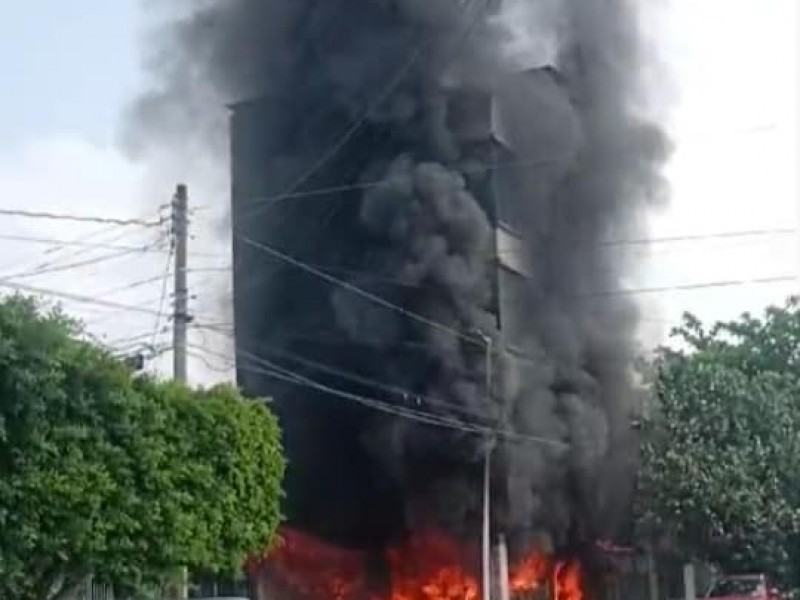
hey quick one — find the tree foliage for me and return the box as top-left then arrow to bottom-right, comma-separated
0,296 -> 285,599
636,299 -> 800,585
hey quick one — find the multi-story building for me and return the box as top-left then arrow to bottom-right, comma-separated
229,66 -> 580,547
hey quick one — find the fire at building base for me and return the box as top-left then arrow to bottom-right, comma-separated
246,528 -> 584,600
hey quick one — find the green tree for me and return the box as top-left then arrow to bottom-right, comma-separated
0,296 -> 285,599
636,299 -> 800,585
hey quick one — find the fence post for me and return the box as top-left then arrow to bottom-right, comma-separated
684,564 -> 696,600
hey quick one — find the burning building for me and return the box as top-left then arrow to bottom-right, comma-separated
230,62 -> 590,598
133,0 -> 669,599
228,58 -> 588,543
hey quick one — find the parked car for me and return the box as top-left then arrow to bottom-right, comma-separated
706,574 -> 781,600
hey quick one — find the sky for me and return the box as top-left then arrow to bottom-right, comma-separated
0,0 -> 797,382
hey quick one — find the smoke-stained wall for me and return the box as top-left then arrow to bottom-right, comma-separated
135,0 -> 670,560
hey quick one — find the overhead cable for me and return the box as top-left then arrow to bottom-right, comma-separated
4,245 -> 159,281
235,348 -> 568,448
238,0 -> 491,221
191,331 -> 491,421
0,281 -> 167,316
0,232 -> 170,253
237,235 -> 485,346
0,208 -> 164,227
151,246 -> 176,349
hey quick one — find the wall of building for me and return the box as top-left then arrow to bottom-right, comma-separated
228,67 -> 579,550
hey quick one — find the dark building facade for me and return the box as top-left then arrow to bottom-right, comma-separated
230,67 -> 580,549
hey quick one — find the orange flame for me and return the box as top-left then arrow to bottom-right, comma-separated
554,562 -> 584,600
386,531 -> 480,600
509,553 -> 549,595
248,528 -> 587,600
248,528 -> 368,600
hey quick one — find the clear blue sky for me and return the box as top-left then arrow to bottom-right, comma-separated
0,0 -> 140,149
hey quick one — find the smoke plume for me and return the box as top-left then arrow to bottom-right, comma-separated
132,0 -> 670,560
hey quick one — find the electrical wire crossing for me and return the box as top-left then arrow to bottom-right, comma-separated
232,346 -> 568,448
194,320 -> 563,446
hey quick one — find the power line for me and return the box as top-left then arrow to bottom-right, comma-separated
188,324 -> 595,448
2,226 -> 167,280
238,57 -> 428,221
222,227 -> 798,290
188,266 -> 230,274
237,348 -> 479,430
3,245 -> 160,281
225,123 -> 783,211
191,332 -> 491,421
104,331 -> 160,351
202,247 -> 796,410
0,281 -> 167,316
187,349 -> 234,375
0,208 -> 164,227
235,347 -> 567,448
196,264 -> 785,426
226,227 -> 798,284
193,327 -> 516,431
188,224 -> 797,296
80,296 -> 169,330
585,274 -> 797,299
240,152 -> 574,211
600,227 -> 798,249
236,234 -> 799,349
47,223 -> 128,256
0,223 -> 126,275
94,273 -> 174,297
151,245 -> 175,349
238,0 -> 490,222
237,234 -> 485,346
0,232 -> 170,253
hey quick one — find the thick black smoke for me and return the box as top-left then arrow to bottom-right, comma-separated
132,0 -> 670,559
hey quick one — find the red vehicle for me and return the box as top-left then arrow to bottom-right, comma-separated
706,574 -> 781,600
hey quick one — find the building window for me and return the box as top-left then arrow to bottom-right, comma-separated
496,226 -> 531,277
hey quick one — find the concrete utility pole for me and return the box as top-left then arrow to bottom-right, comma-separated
479,332 -> 493,600
497,534 -> 510,600
172,184 -> 190,600
172,184 -> 189,384
482,444 -> 492,600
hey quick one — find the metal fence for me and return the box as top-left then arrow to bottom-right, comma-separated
70,574 -> 250,600
74,580 -> 114,600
